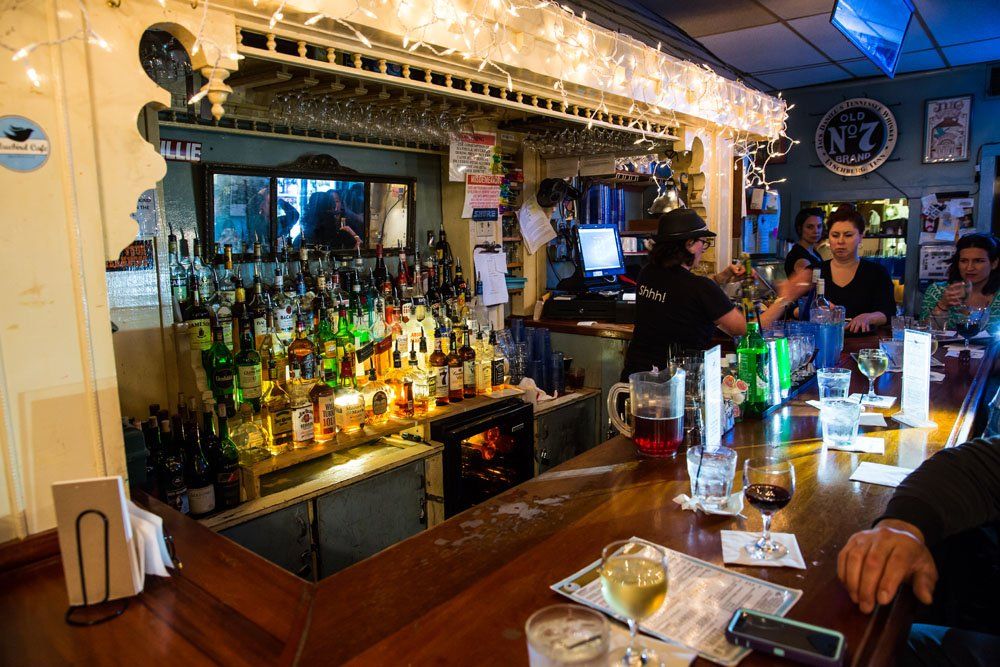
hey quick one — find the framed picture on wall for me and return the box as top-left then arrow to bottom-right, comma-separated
923,95 -> 972,163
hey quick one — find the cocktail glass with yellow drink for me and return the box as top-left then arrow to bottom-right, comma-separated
600,539 -> 668,666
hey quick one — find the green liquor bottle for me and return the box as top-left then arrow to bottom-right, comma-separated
207,326 -> 235,414
235,327 -> 263,413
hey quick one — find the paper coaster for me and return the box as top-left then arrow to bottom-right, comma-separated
827,435 -> 885,454
850,393 -> 897,408
721,530 -> 806,569
849,461 -> 913,487
858,413 -> 887,427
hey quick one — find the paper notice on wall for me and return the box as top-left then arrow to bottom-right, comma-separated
474,248 -> 509,306
461,174 -> 503,219
518,195 -> 557,254
449,132 -> 496,182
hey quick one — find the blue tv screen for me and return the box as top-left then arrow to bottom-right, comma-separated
831,0 -> 914,78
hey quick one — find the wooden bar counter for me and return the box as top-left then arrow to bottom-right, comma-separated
2,335 -> 995,666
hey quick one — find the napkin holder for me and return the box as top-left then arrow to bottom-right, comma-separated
52,477 -> 142,626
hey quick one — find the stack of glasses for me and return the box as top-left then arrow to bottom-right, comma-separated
509,321 -> 566,395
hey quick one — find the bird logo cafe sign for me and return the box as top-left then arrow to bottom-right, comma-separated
815,98 -> 897,177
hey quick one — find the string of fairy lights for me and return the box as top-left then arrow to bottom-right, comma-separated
1,0 -> 792,186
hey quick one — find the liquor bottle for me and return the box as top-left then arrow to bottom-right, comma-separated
261,358 -> 292,455
385,344 -> 409,418
737,320 -> 770,418
287,362 -> 315,448
230,402 -> 270,464
330,272 -> 346,310
490,330 -> 508,390
430,336 -> 449,406
360,364 -> 392,426
231,278 -> 248,349
258,311 -> 288,386
288,317 -> 317,381
211,266 -> 235,352
373,242 -> 388,288
813,275 -> 832,313
183,276 -> 213,352
446,330 -> 463,402
453,259 -> 468,313
218,244 -> 237,307
395,243 -> 410,297
299,244 -> 315,294
459,328 -> 476,399
334,351 -> 365,434
157,418 -> 189,514
206,326 -> 235,413
168,232 -> 189,310
235,328 -> 263,413
183,417 -> 216,516
475,329 -> 492,395
408,349 -> 431,417
311,364 -> 336,442
212,404 -> 242,509
435,223 -> 452,266
271,268 -> 295,344
334,303 -> 354,376
141,415 -> 161,496
249,278 -> 270,348
425,262 -> 440,308
315,298 -> 337,381
251,240 -> 265,284
192,238 -> 215,303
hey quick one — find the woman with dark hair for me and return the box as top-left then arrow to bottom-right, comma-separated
784,207 -> 825,278
622,209 -> 810,378
920,233 -> 1000,329
820,207 -> 896,333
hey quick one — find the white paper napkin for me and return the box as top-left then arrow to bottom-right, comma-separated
858,413 -> 887,427
929,371 -> 945,382
608,624 -> 697,666
930,357 -> 945,367
850,393 -> 897,408
849,462 -> 913,487
826,435 -> 885,454
673,492 -> 744,517
721,531 -> 806,569
806,397 -> 863,410
946,346 -> 985,359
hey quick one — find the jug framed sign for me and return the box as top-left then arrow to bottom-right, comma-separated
815,98 -> 898,177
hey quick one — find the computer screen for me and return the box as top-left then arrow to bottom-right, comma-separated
577,224 -> 625,278
831,0 -> 913,78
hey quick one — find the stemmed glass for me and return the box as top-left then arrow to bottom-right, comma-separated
857,348 -> 888,403
955,306 -> 989,351
743,458 -> 795,560
600,539 -> 668,666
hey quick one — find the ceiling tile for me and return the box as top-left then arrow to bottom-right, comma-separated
757,64 -> 852,91
651,0 -> 777,37
757,0 -> 834,20
838,58 -> 884,77
788,13 -> 865,60
942,37 -> 1000,66
699,23 -> 828,73
896,48 -> 945,74
913,0 -> 1000,47
901,17 -> 932,52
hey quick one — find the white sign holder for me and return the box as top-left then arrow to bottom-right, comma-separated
892,329 -> 937,428
703,345 -> 722,451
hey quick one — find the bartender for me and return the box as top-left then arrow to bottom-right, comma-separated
820,207 -> 896,333
785,207 -> 825,277
622,209 -> 810,379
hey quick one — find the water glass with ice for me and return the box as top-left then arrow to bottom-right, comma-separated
817,368 -> 851,402
686,446 -> 737,509
526,604 -> 609,667
820,399 -> 862,448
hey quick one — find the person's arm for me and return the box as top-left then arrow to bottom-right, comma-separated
919,282 -> 944,320
715,307 -> 747,337
758,267 -> 814,329
838,437 -> 1000,613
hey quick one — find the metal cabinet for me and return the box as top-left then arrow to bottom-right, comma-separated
549,332 -> 626,435
535,393 -> 600,475
315,460 -> 426,578
220,501 -> 313,579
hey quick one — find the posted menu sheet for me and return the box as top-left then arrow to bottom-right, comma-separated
552,540 -> 801,665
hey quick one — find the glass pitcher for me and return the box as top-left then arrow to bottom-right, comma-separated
607,367 -> 686,457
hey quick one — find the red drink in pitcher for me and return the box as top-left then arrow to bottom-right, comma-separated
632,415 -> 684,457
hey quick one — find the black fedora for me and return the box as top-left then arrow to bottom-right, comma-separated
655,208 -> 716,243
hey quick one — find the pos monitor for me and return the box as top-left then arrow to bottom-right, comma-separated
577,224 -> 625,279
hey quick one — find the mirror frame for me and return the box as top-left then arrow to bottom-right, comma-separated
199,152 -> 416,259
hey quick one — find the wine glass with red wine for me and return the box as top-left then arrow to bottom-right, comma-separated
743,458 -> 795,560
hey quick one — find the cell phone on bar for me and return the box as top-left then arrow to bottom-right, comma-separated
725,609 -> 846,666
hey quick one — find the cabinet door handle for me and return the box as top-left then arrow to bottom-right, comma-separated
296,515 -> 309,540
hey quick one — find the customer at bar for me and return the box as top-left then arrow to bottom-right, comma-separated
622,208 -> 810,379
838,436 -> 1000,665
820,206 -> 896,333
784,207 -> 825,278
919,233 -> 1000,330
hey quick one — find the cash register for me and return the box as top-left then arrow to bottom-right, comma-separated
542,224 -> 637,323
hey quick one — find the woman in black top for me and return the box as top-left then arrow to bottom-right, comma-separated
622,209 -> 810,379
820,207 -> 896,333
784,207 -> 825,278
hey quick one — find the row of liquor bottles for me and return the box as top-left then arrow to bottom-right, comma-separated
139,399 -> 241,517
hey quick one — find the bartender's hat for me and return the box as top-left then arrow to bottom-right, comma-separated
655,208 -> 716,242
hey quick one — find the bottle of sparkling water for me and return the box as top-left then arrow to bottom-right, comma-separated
737,321 -> 769,418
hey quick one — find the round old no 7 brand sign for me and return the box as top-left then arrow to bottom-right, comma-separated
815,98 -> 897,177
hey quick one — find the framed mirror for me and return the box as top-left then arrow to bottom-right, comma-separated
201,153 -> 416,257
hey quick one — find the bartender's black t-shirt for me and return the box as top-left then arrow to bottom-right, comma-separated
819,259 -> 896,322
784,244 -> 822,278
623,264 -> 734,378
